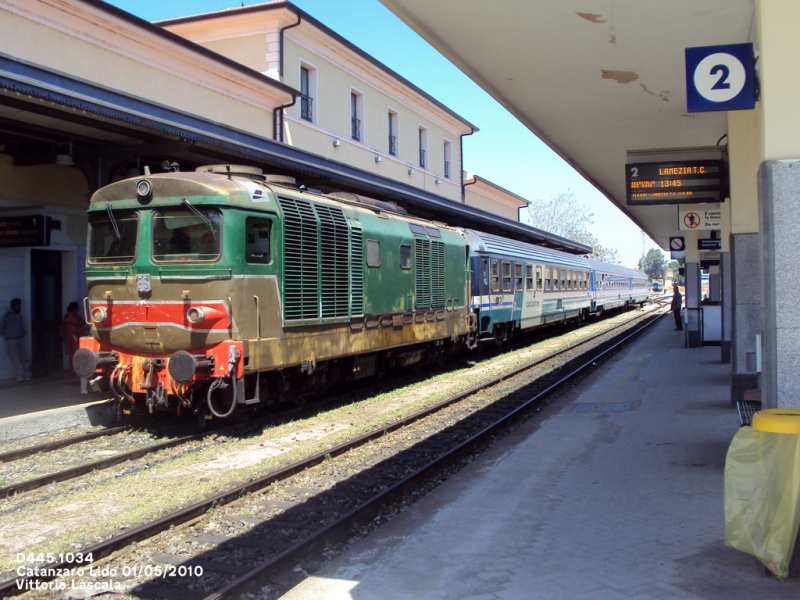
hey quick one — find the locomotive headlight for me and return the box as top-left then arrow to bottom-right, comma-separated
186,307 -> 205,324
136,179 -> 152,200
90,306 -> 108,324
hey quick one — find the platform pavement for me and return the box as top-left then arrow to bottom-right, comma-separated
280,316 -> 800,600
0,371 -> 114,442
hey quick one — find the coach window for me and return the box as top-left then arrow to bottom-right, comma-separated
245,217 -> 272,264
567,270 -> 572,290
536,266 -> 543,292
366,240 -> 380,267
515,263 -> 523,290
526,264 -> 534,291
491,259 -> 500,292
544,266 -> 551,291
560,270 -> 566,290
399,244 -> 411,269
502,261 -> 512,292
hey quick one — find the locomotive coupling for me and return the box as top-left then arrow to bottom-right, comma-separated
168,350 -> 215,383
73,348 -> 120,378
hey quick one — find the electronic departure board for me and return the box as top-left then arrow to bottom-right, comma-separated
625,160 -> 725,206
0,215 -> 50,248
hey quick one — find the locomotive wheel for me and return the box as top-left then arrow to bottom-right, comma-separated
196,405 -> 209,430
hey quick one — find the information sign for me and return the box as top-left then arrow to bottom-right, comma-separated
698,238 -> 722,250
700,251 -> 721,267
626,160 -> 725,206
0,215 -> 50,248
679,209 -> 721,231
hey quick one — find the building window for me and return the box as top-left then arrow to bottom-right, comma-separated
443,140 -> 452,178
388,109 -> 398,156
300,67 -> 312,121
351,90 -> 363,142
299,62 -> 317,123
418,126 -> 427,168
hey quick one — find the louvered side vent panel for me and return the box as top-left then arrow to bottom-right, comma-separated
431,239 -> 445,308
279,197 -> 319,321
316,205 -> 350,318
415,237 -> 431,309
349,222 -> 364,316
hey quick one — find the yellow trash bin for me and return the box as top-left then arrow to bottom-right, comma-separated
724,409 -> 800,579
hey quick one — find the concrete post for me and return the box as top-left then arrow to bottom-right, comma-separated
758,160 -> 800,409
730,233 -> 761,404
721,252 -> 732,363
684,262 -> 702,348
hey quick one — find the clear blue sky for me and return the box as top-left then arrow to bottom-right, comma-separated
105,0 -> 660,265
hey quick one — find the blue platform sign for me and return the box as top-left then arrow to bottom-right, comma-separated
698,238 -> 722,250
685,43 -> 755,112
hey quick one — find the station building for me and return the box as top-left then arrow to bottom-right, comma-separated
378,0 -> 800,409
0,0 -> 572,382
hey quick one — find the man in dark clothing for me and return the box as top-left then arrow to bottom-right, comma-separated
1,298 -> 28,381
671,285 -> 683,331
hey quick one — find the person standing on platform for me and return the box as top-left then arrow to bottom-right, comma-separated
1,298 -> 29,382
60,301 -> 85,375
671,285 -> 683,331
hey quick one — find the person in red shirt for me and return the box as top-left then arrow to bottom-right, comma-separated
60,302 -> 86,375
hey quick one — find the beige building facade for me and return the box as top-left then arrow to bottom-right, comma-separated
463,174 -> 528,222
160,3 -> 474,204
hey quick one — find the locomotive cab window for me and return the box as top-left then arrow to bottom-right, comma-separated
245,217 -> 272,264
366,239 -> 380,267
399,244 -> 411,269
87,209 -> 138,264
152,207 -> 221,262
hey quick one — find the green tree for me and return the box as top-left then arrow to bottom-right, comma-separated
639,248 -> 667,280
522,190 -> 619,263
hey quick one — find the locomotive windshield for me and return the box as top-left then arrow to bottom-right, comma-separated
87,209 -> 138,264
152,207 -> 221,262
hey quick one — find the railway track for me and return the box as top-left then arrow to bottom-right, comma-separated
1,304 -> 666,598
0,303 -> 663,501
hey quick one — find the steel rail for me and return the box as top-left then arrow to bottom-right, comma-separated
0,306 -> 665,596
0,432 -> 207,498
208,309 -> 667,599
0,425 -> 129,463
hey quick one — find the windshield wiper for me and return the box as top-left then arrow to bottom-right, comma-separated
106,202 -> 121,240
182,197 -> 216,242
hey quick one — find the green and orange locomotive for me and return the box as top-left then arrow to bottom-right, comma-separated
74,165 -> 472,421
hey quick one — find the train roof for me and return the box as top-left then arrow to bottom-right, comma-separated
460,229 -> 589,269
584,257 -> 647,278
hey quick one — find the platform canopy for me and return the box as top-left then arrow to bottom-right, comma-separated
380,0 -> 754,249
